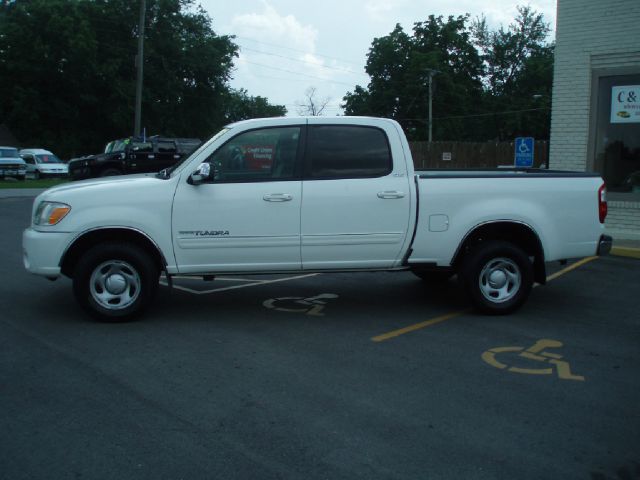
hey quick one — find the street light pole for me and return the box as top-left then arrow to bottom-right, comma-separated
426,69 -> 440,143
134,0 -> 146,138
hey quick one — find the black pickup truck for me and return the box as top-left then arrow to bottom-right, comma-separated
68,136 -> 201,180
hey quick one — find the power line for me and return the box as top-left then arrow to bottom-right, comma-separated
241,60 -> 357,87
239,46 -> 368,77
234,35 -> 364,68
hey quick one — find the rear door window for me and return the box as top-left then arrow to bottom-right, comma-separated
306,126 -> 392,179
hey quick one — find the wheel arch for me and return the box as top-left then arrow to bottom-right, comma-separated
60,227 -> 167,278
452,221 -> 546,284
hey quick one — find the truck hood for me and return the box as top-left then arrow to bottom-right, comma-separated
68,152 -> 119,165
37,173 -> 165,203
0,158 -> 26,165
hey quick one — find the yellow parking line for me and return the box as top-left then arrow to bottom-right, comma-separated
371,310 -> 469,342
371,256 -> 598,343
611,246 -> 640,259
544,256 -> 597,282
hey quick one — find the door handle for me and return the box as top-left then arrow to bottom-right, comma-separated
377,191 -> 405,199
263,193 -> 293,202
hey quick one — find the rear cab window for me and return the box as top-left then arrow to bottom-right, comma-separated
305,125 -> 392,179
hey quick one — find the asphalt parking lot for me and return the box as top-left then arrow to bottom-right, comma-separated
1,193 -> 639,480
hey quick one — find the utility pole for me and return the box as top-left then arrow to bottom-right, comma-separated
134,0 -> 146,138
426,69 -> 440,142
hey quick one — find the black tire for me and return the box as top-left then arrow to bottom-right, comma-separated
34,170 -> 40,180
412,270 -> 454,284
72,242 -> 159,322
460,240 -> 533,315
17,175 -> 26,181
100,168 -> 122,177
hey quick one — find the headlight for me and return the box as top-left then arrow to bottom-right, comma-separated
34,201 -> 71,225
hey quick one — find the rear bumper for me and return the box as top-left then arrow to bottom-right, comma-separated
597,235 -> 612,256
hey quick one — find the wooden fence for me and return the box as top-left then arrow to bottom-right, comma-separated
409,141 -> 549,169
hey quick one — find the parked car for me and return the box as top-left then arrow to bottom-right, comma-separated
0,146 -> 26,181
67,135 -> 201,180
20,149 -> 68,179
23,117 -> 612,321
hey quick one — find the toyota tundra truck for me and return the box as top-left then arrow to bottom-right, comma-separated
22,117 -> 612,321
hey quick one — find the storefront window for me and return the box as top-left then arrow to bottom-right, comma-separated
593,74 -> 640,195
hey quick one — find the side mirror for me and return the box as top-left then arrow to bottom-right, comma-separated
188,162 -> 211,185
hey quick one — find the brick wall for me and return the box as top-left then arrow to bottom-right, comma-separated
606,201 -> 640,239
550,0 -> 640,237
549,0 -> 640,171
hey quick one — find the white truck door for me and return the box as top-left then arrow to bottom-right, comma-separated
301,122 -> 412,270
172,126 -> 303,273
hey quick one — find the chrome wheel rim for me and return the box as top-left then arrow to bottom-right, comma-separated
89,260 -> 141,310
478,257 -> 521,304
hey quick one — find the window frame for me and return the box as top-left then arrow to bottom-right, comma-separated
200,125 -> 306,184
302,124 -> 393,181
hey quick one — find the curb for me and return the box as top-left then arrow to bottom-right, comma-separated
610,246 -> 640,259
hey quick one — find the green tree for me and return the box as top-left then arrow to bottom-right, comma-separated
343,7 -> 553,141
0,0 -> 284,158
224,89 -> 287,121
472,6 -> 553,140
343,16 -> 484,141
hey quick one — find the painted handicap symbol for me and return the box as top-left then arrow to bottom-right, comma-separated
482,339 -> 585,381
263,293 -> 339,316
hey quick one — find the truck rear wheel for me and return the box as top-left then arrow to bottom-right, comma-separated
72,242 -> 159,321
460,240 -> 533,315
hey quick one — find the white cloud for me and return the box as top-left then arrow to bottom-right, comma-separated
365,0 -> 410,22
231,1 -> 318,53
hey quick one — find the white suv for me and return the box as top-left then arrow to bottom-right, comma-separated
0,146 -> 26,181
20,149 -> 68,179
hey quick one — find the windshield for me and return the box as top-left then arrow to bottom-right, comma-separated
0,148 -> 19,158
36,154 -> 62,164
161,128 -> 230,177
105,139 -> 128,153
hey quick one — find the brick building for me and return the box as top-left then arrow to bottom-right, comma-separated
549,0 -> 640,239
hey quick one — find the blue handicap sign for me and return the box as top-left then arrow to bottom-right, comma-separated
514,137 -> 534,167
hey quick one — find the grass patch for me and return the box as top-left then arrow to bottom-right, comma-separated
0,178 -> 70,189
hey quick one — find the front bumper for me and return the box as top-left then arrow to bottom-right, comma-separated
0,167 -> 26,178
22,228 -> 72,278
39,171 -> 69,178
69,167 -> 93,180
597,235 -> 613,256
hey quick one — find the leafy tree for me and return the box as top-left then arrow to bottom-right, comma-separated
0,0 -> 284,158
224,89 -> 287,121
343,7 -> 553,141
343,16 -> 484,141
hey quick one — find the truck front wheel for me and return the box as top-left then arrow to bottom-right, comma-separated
72,242 -> 159,321
460,241 -> 533,315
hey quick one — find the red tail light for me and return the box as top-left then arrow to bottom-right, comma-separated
598,183 -> 607,223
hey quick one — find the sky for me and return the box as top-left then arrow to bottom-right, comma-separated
198,0 -> 557,115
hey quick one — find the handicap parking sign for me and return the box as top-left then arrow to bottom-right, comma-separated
514,137 -> 534,167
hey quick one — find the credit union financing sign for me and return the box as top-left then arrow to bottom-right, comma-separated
611,85 -> 640,123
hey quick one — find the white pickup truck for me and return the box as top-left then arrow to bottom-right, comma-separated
23,117 -> 612,321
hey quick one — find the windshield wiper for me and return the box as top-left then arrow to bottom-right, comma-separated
156,168 -> 170,179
